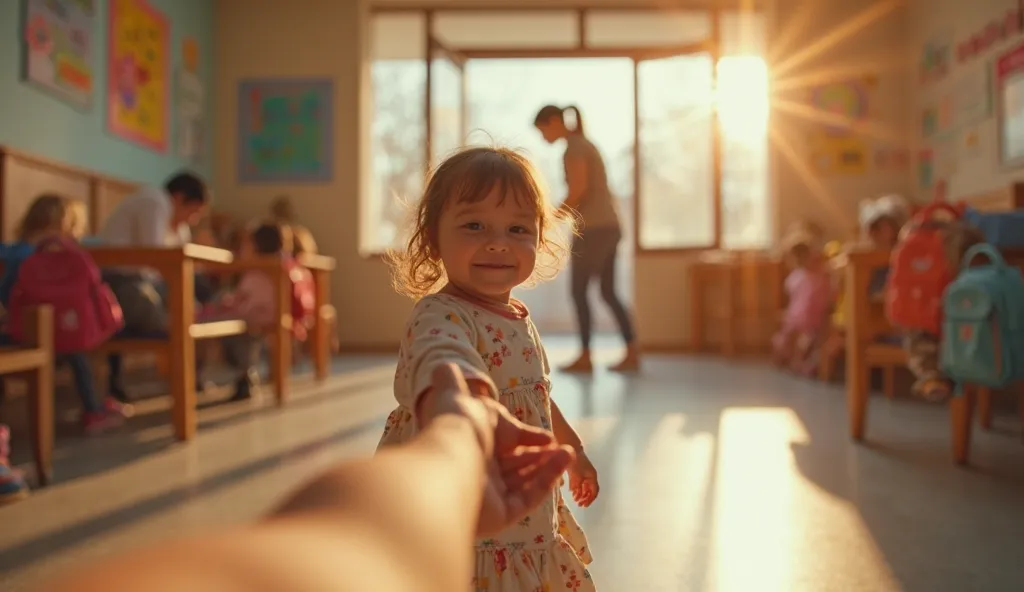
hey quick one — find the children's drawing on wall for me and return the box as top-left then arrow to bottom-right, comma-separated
176,36 -> 205,163
997,41 -> 1024,167
106,0 -> 170,152
21,0 -> 96,108
918,149 -> 935,190
953,66 -> 992,128
873,147 -> 910,172
921,94 -> 955,140
237,78 -> 334,183
920,30 -> 952,85
804,76 -> 876,176
960,125 -> 984,162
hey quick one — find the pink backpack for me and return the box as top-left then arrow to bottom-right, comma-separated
8,237 -> 123,353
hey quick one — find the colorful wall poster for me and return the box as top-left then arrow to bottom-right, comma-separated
22,0 -> 96,108
237,78 -> 334,183
954,66 -> 992,127
106,0 -> 170,152
176,37 -> 205,163
960,125 -> 984,162
920,31 -> 952,85
804,76 -> 875,176
918,149 -> 934,189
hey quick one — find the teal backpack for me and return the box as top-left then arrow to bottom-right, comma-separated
940,244 -> 1024,390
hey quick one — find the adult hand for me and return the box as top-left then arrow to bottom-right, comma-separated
421,364 -> 575,536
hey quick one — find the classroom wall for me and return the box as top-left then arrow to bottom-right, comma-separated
909,0 -> 1024,200
214,0 -> 914,351
0,0 -> 215,184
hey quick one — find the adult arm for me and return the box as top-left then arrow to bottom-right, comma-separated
42,365 -> 571,592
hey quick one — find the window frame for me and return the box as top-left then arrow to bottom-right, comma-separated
366,4 -> 767,256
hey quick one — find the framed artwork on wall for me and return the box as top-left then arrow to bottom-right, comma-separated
996,41 -> 1024,168
237,78 -> 334,183
21,0 -> 97,108
106,0 -> 170,152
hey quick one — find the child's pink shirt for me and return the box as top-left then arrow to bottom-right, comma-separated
215,271 -> 275,329
783,267 -> 833,334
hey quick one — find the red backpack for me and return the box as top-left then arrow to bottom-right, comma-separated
885,203 -> 960,335
8,237 -> 123,353
285,258 -> 316,341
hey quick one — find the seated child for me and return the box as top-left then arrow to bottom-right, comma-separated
773,222 -> 834,375
201,223 -> 290,401
822,194 -> 910,362
0,195 -> 130,434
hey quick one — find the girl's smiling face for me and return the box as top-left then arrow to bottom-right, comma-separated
436,185 -> 539,304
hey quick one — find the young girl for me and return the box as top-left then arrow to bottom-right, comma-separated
0,195 -> 129,434
377,147 -> 598,591
201,223 -> 293,401
772,222 -> 833,375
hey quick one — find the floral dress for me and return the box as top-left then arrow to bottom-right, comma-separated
378,293 -> 596,592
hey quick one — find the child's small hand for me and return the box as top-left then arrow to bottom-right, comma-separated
568,450 -> 599,508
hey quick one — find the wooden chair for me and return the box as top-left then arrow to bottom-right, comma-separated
847,246 -> 1024,464
298,253 -> 336,380
844,247 -> 907,441
0,306 -> 54,485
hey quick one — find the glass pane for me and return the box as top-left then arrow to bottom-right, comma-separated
585,10 -> 710,48
719,55 -> 770,249
365,15 -> 427,253
464,58 -> 634,334
434,11 -> 578,48
431,51 -> 464,167
637,54 -> 715,250
721,11 -> 768,57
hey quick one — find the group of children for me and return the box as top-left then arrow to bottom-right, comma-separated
772,188 -> 987,402
0,193 -> 318,504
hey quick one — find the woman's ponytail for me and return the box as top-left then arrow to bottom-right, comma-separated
563,105 -> 584,135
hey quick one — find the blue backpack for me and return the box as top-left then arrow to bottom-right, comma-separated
940,244 -> 1024,389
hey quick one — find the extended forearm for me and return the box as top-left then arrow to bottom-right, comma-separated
549,400 -> 583,451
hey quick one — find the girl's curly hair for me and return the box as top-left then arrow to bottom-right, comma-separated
387,146 -> 575,299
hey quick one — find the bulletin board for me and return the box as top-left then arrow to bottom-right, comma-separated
106,0 -> 169,152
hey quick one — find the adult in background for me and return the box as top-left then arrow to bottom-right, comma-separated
534,104 -> 639,372
98,171 -> 210,400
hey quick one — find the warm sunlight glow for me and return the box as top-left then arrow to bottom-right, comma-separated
717,57 -> 770,142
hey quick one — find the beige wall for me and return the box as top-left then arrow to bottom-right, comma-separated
215,0 -> 914,351
216,0 -> 412,350
909,0 -> 1024,199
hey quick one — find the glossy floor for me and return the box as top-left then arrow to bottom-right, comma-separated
0,345 -> 1022,591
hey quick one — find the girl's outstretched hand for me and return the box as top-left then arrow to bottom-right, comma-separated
569,450 -> 600,508
422,364 -> 576,536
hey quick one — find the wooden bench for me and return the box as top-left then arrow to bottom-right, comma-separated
0,306 -> 54,485
689,251 -> 784,355
88,245 -> 260,442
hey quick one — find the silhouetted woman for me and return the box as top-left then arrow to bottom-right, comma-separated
534,105 -> 639,372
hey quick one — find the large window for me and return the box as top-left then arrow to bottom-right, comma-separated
365,13 -> 427,255
364,8 -> 770,255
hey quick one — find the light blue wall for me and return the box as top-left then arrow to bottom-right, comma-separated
0,0 -> 214,184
